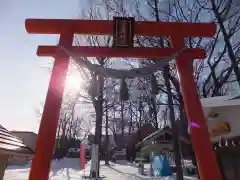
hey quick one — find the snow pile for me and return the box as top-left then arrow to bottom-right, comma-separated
4,158 -> 198,180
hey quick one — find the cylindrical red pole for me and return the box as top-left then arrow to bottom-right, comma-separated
171,36 -> 221,180
28,32 -> 73,180
80,143 -> 85,169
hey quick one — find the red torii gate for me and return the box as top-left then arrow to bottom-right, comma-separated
25,19 -> 221,180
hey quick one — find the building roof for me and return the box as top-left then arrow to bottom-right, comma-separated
201,95 -> 240,108
11,131 -> 37,136
0,125 -> 35,156
136,126 -> 189,148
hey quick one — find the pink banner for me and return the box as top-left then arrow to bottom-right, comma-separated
80,144 -> 85,169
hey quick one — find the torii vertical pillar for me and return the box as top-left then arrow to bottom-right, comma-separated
28,32 -> 73,180
25,19 -> 221,180
171,36 -> 221,180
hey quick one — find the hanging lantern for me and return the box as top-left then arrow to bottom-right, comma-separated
151,74 -> 159,95
138,100 -> 143,111
106,84 -> 114,100
88,74 -> 100,99
119,78 -> 129,101
149,107 -> 153,118
130,89 -> 139,102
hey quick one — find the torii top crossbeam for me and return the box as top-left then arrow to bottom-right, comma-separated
26,19 -> 215,36
25,19 -> 215,59
25,18 -> 221,180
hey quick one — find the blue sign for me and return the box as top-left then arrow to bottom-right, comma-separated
152,155 -> 172,177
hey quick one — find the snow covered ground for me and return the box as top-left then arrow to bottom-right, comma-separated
4,158 -> 198,180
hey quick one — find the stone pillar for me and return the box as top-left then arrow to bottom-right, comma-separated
0,154 -> 8,180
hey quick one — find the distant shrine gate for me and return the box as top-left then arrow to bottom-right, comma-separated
25,17 -> 221,180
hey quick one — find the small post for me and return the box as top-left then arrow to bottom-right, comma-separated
138,160 -> 144,175
80,143 -> 85,169
0,154 -> 8,180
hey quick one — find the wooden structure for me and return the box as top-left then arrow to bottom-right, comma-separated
0,125 -> 35,180
25,18 -> 221,180
136,126 -> 189,156
136,126 -> 190,177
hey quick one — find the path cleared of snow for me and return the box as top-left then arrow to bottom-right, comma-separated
4,158 -> 198,180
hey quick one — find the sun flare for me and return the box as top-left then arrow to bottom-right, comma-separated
65,73 -> 82,92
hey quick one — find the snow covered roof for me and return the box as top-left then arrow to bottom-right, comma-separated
136,126 -> 189,148
0,125 -> 35,156
201,95 -> 240,108
10,131 -> 37,136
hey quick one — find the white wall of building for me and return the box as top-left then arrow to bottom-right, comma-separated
11,132 -> 37,151
201,96 -> 240,141
206,105 -> 240,141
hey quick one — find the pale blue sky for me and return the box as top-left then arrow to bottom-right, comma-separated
0,0 -> 87,132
